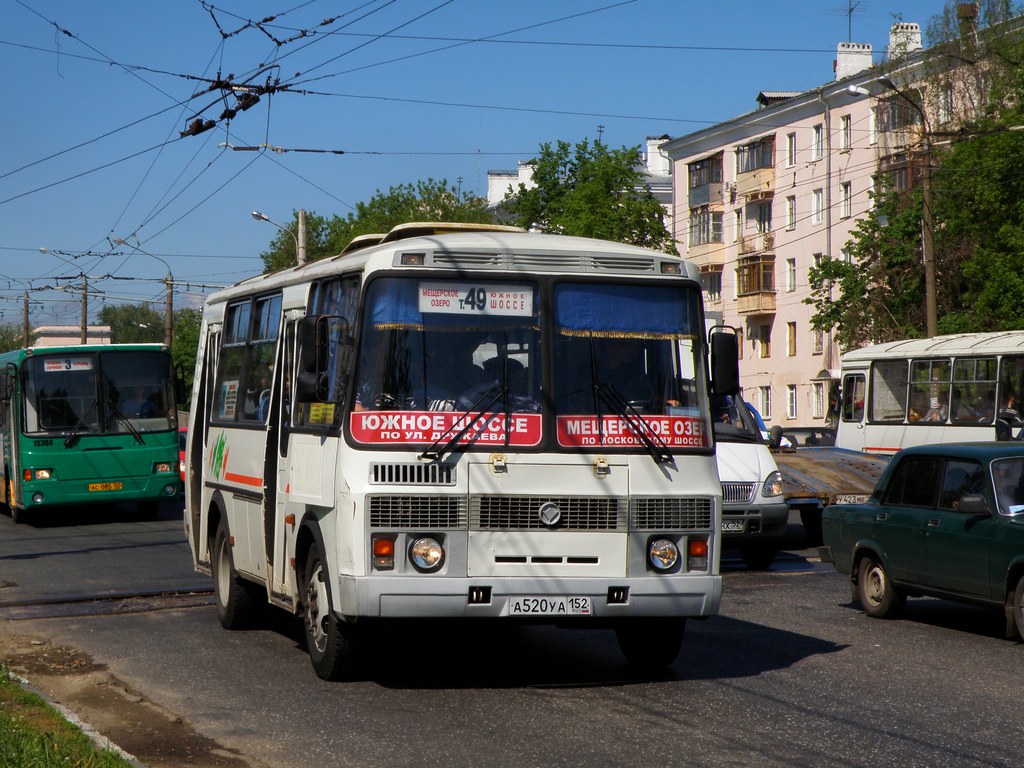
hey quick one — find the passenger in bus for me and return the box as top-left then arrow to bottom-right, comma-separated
122,386 -> 155,418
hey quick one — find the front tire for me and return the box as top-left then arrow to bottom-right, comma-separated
738,540 -> 778,570
212,522 -> 258,629
857,554 -> 905,618
615,618 -> 686,670
302,542 -> 358,681
1012,573 -> 1024,640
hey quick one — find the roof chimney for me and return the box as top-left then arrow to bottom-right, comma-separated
835,42 -> 872,80
889,22 -> 923,59
958,3 -> 979,53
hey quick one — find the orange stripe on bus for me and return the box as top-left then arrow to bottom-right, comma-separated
224,471 -> 264,487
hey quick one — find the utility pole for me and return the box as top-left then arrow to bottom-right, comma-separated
297,209 -> 308,266
80,275 -> 88,344
22,291 -> 29,347
164,275 -> 173,347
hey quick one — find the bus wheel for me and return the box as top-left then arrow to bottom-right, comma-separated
302,542 -> 357,681
614,617 -> 686,670
10,506 -> 28,526
212,522 -> 258,629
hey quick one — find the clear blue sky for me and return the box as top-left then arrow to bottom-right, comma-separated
2,0 -> 944,327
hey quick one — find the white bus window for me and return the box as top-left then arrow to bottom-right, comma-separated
869,361 -> 907,422
213,295 -> 282,424
951,357 -> 997,424
909,360 -> 950,423
841,374 -> 865,422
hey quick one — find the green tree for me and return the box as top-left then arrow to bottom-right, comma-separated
259,180 -> 491,273
97,303 -> 164,343
503,138 -> 676,253
0,324 -> 25,353
170,307 -> 202,408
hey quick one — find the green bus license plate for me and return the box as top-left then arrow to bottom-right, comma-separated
508,596 -> 591,616
88,482 -> 123,492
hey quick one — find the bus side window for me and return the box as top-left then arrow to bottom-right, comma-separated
841,374 -> 865,423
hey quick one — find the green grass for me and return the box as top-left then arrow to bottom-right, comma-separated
0,666 -> 135,768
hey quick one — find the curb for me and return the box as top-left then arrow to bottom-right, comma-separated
7,669 -> 147,768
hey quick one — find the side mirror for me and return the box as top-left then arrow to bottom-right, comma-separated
295,315 -> 350,404
173,362 -> 187,405
709,327 -> 740,396
957,494 -> 990,515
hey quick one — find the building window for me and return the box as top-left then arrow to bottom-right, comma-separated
758,324 -> 771,358
688,156 -> 723,189
756,201 -> 772,234
938,86 -> 953,125
840,114 -> 852,150
786,132 -> 797,167
841,182 -> 852,219
702,270 -> 722,302
688,208 -> 723,246
760,386 -> 772,419
787,385 -> 798,419
878,93 -> 923,132
737,328 -> 744,360
869,109 -> 877,145
813,382 -> 825,418
813,328 -> 824,355
734,209 -> 743,240
737,136 -> 775,174
787,322 -> 797,356
786,196 -> 796,230
812,188 -> 824,224
811,123 -> 824,160
785,258 -> 796,292
737,255 -> 775,296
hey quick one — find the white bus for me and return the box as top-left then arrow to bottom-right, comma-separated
836,331 -> 1024,455
185,223 -> 739,679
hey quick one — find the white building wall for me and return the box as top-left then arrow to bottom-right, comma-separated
664,79 -> 878,429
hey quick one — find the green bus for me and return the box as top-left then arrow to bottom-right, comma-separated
0,343 -> 183,523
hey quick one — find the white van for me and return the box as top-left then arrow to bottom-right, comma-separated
712,395 -> 788,569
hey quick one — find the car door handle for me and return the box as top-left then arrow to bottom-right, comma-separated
927,518 -> 940,527
875,512 -> 888,521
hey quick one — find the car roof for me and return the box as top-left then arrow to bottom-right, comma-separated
893,442 -> 1024,462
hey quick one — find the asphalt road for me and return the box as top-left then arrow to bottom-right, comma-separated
2,503 -> 1023,768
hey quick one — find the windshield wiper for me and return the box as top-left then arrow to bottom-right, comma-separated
419,386 -> 503,462
107,401 -> 145,445
594,383 -> 673,464
63,400 -> 98,448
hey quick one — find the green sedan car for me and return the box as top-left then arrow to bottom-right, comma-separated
821,442 -> 1024,638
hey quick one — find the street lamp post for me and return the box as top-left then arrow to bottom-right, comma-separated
252,210 -> 307,266
878,76 -> 937,338
113,238 -> 173,347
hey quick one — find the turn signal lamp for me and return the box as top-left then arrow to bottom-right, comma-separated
687,537 -> 709,571
372,536 -> 396,570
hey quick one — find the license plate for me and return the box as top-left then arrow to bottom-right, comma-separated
508,596 -> 591,616
722,519 -> 745,532
88,482 -> 123,492
834,494 -> 869,505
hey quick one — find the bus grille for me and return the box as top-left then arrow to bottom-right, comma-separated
722,482 -> 756,504
369,463 -> 456,486
368,496 -> 467,529
425,250 -> 660,274
631,497 -> 714,530
471,496 -> 627,531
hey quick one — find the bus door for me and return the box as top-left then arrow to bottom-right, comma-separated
264,318 -> 293,598
837,372 -> 867,452
1,364 -> 19,507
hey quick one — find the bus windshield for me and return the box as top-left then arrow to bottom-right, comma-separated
23,350 -> 175,436
350,277 -> 542,447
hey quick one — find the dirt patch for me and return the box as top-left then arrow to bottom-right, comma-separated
1,632 -> 255,768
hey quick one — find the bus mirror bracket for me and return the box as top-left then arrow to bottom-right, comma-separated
709,325 -> 740,396
3,363 -> 16,400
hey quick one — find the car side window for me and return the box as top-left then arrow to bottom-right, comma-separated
993,457 -> 1024,515
938,459 -> 984,511
882,456 -> 941,508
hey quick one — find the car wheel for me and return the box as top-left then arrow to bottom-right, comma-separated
302,541 -> 359,681
212,522 -> 259,629
739,540 -> 778,570
614,618 -> 686,670
857,554 -> 905,618
1012,573 -> 1024,640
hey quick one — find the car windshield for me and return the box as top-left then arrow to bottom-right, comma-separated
992,457 -> 1024,515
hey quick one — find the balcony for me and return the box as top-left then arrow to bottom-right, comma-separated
688,241 -> 724,270
737,291 -> 777,315
736,232 -> 774,255
688,182 -> 725,209
736,166 -> 775,200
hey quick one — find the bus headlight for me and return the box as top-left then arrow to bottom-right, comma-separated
154,461 -> 174,474
761,470 -> 784,498
648,538 -> 679,571
25,468 -> 53,481
409,537 -> 445,572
